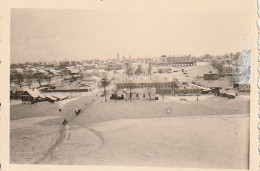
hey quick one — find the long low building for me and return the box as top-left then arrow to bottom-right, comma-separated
154,55 -> 197,67
116,80 -> 204,95
116,80 -> 174,94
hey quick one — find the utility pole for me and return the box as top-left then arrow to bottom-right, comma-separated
172,78 -> 178,97
196,75 -> 199,101
101,77 -> 108,102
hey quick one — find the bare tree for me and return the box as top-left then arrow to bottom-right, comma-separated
34,73 -> 43,87
47,75 -> 52,85
171,78 -> 179,97
125,79 -> 133,101
196,75 -> 199,101
135,64 -> 142,75
161,92 -> 165,101
215,62 -> 225,76
148,61 -> 152,76
10,74 -> 15,84
125,63 -> 131,77
16,73 -> 24,87
26,73 -> 33,89
210,59 -> 217,69
228,74 -> 237,87
129,83 -> 132,101
145,87 -> 156,101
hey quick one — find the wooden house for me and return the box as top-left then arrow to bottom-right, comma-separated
21,89 -> 45,104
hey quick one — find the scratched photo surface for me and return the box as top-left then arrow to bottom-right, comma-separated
10,4 -> 253,169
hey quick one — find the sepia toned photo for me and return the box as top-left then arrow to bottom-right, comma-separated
7,1 -> 257,170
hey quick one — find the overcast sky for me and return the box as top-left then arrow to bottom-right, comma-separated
11,0 -> 254,63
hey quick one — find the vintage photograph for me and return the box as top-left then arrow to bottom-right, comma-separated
9,3 -> 254,169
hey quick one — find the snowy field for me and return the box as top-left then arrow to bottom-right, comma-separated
10,93 -> 250,169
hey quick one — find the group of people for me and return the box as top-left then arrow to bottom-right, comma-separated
61,93 -> 99,126
62,108 -> 82,126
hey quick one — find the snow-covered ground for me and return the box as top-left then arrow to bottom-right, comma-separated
37,114 -> 249,169
10,77 -> 250,169
81,116 -> 249,169
25,95 -> 249,169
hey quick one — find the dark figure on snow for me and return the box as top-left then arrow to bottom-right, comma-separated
62,119 -> 68,125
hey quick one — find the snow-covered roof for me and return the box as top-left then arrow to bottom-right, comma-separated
157,66 -> 173,69
22,89 -> 45,98
117,78 -> 173,84
189,84 -> 211,91
46,95 -> 57,101
223,64 -> 234,68
52,94 -> 69,100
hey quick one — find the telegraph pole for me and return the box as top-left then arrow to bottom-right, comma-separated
196,75 -> 199,101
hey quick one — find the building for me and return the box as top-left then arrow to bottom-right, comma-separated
83,64 -> 98,70
204,72 -> 219,80
48,69 -> 60,76
114,88 -> 159,101
45,95 -> 58,103
157,66 -> 173,73
81,69 -> 107,78
61,67 -> 80,76
116,79 -> 175,94
106,63 -> 124,71
233,83 -> 250,92
154,55 -> 196,67
223,64 -> 235,76
63,75 -> 79,82
21,89 -> 45,104
218,89 -> 236,99
178,84 -> 203,95
10,86 -> 25,99
116,79 -> 204,95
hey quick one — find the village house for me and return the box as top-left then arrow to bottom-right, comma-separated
45,95 -> 58,103
204,71 -> 219,80
157,66 -> 173,73
223,64 -> 235,76
21,89 -> 45,104
10,68 -> 24,75
81,69 -> 107,78
177,84 -> 203,95
80,76 -> 99,87
218,88 -> 237,99
63,75 -> 80,82
10,86 -> 25,99
233,83 -> 250,92
61,67 -> 80,76
48,69 -> 60,76
106,63 -> 124,71
83,64 -> 98,70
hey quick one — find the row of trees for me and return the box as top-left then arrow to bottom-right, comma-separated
11,72 -> 52,88
210,60 -> 225,75
125,61 -> 152,77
